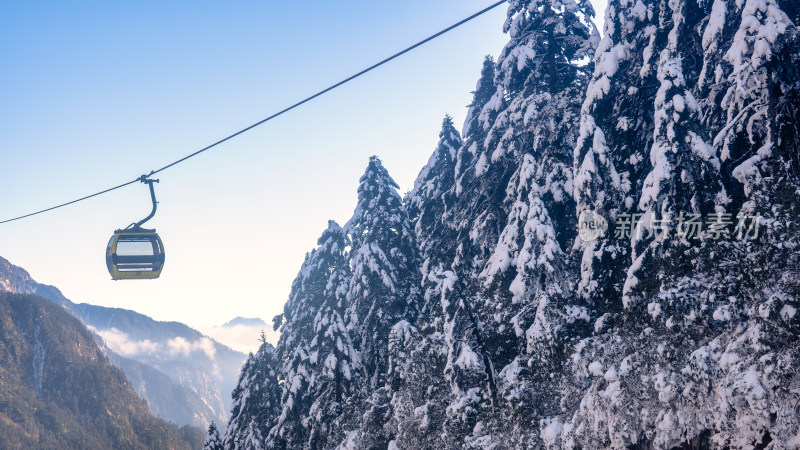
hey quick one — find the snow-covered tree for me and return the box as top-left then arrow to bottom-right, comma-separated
460,0 -> 599,354
223,342 -> 280,450
415,1 -> 599,444
453,55 -> 499,197
466,0 -> 601,438
268,221 -> 362,448
430,57 -> 504,441
298,228 -> 362,448
407,115 -> 462,265
482,0 -> 599,350
573,0 -> 661,312
623,0 -> 727,307
344,156 -> 421,391
203,422 -> 223,450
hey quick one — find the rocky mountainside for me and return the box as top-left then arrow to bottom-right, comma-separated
72,301 -> 246,424
0,255 -> 246,428
0,290 -> 204,449
218,0 -> 799,448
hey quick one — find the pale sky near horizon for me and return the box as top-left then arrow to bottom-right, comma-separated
0,0 -> 607,350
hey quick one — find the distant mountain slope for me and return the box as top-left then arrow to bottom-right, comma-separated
106,351 -> 217,428
0,256 -> 246,428
222,317 -> 267,328
73,303 -> 246,424
0,291 -> 204,449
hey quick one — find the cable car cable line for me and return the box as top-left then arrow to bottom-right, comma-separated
0,0 -> 507,225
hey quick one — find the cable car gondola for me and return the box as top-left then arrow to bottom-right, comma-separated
106,176 -> 165,280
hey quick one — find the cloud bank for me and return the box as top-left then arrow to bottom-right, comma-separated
91,326 -> 218,360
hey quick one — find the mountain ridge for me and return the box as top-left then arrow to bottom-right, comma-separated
0,255 -> 246,428
0,290 -> 204,449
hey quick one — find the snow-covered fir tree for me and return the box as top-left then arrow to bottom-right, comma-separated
430,56 -> 504,442
338,156 -> 422,448
407,114 -> 462,262
224,341 -> 281,449
344,156 -> 421,391
573,0 -> 663,313
204,422 -> 224,450
623,0 -> 727,307
434,0 -> 600,443
268,221 -> 362,449
453,55 -> 500,198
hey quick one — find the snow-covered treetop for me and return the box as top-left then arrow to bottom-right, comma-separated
203,422 -> 223,450
408,116 -> 463,249
499,0 -> 599,94
459,0 -> 599,188
279,220 -> 348,354
463,55 -> 498,138
408,116 -> 461,211
287,221 -> 346,303
347,156 -> 412,244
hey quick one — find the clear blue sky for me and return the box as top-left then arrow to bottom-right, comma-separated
0,1 -> 606,340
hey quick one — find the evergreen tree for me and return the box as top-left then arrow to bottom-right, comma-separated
462,55 -> 499,144
431,57 -> 504,441
344,156 -> 421,391
268,221 -> 361,449
338,156 -> 421,448
623,0 -> 727,307
418,1 -> 600,443
203,422 -> 223,450
460,0 -> 599,358
473,0 -> 600,438
223,343 -> 281,450
407,114 -> 462,271
453,55 -> 500,197
573,0 -> 661,313
482,0 -> 598,348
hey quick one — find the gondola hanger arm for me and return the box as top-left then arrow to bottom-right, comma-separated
129,175 -> 159,230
